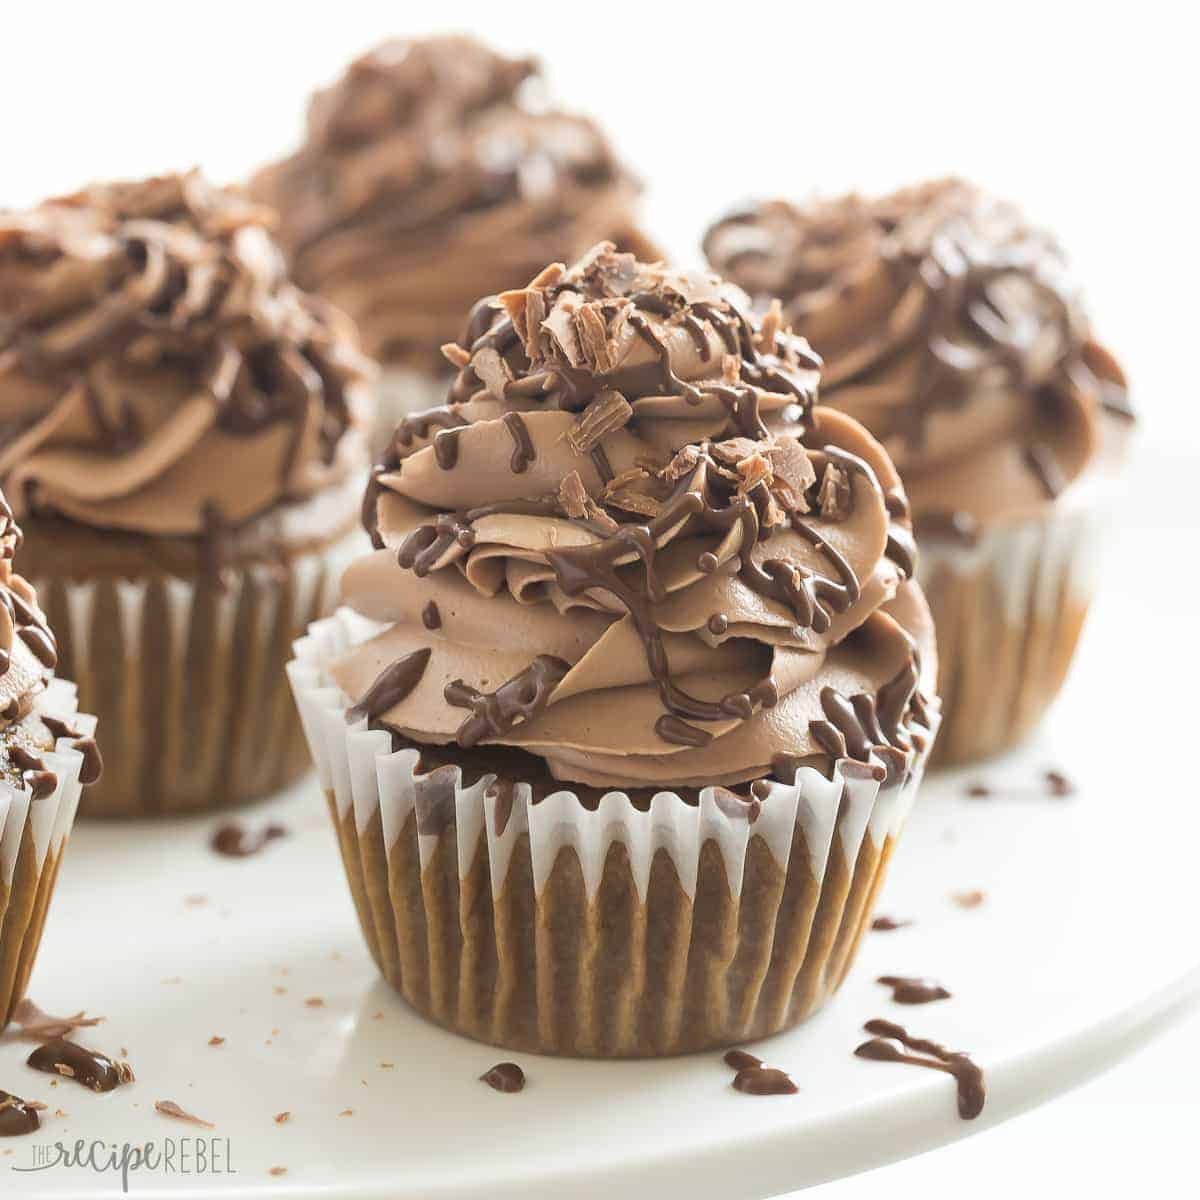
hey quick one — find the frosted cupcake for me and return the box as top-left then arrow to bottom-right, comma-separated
289,244 -> 940,1056
250,35 -> 654,454
705,181 -> 1131,763
0,172 -> 371,817
1,488 -> 99,1023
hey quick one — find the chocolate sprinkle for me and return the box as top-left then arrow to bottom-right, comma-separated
871,915 -> 912,932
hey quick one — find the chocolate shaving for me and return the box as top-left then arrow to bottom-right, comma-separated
10,999 -> 104,1041
604,487 -> 662,518
439,342 -> 470,369
557,471 -> 590,520
566,391 -> 633,453
660,444 -> 701,481
155,1100 -> 215,1128
735,451 -> 774,495
816,462 -> 852,521
756,298 -> 784,352
574,303 -> 619,372
710,437 -> 762,466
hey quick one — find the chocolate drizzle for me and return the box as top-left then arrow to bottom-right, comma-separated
211,821 -> 288,858
480,1062 -> 526,1093
26,1038 -> 134,1093
347,649 -> 432,722
445,656 -> 569,748
854,1018 -> 984,1119
877,976 -> 952,1005
0,1090 -> 41,1136
10,746 -> 57,799
501,411 -> 536,473
722,1049 -> 798,1096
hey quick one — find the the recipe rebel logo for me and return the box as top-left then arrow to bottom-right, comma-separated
13,1137 -> 236,1193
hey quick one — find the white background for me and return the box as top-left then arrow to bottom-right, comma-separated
3,2 -> 1198,1196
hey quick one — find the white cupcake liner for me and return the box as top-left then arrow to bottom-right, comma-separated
287,609 -> 938,1056
918,476 -> 1111,763
1,678 -> 95,1024
34,525 -> 364,817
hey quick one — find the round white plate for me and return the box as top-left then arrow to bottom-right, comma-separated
4,459 -> 1196,1199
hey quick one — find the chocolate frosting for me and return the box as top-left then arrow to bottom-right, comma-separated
1,486 -> 100,793
704,180 -> 1130,526
334,244 -> 937,790
0,171 -> 371,537
250,36 -> 651,371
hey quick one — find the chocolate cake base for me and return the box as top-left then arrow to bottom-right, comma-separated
20,503 -> 362,818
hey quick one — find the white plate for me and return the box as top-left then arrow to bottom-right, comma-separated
4,457 -> 1196,1199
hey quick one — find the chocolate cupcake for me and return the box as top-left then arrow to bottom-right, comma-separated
250,35 -> 654,454
705,181 -> 1131,763
289,244 -> 940,1057
0,172 -> 371,817
1,488 -> 99,1022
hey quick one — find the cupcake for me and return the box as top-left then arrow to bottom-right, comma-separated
288,244 -> 940,1057
1,488 -> 99,1023
705,181 -> 1131,763
0,171 -> 372,817
250,35 -> 655,454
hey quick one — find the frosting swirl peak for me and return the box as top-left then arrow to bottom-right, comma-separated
0,171 -> 370,537
251,36 -> 651,371
334,245 -> 936,789
704,179 -> 1130,527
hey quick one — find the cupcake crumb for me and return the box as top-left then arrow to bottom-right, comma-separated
952,889 -> 986,908
207,1036 -> 225,1047
274,1111 -> 291,1124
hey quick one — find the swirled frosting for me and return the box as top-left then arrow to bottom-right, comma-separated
250,36 -> 651,372
1,487 -> 100,794
0,171 -> 371,539
332,244 -> 937,790
704,180 -> 1131,530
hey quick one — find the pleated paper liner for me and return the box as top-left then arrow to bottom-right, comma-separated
0,679 -> 94,1026
919,484 -> 1106,765
34,527 -> 361,819
289,610 -> 939,1058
